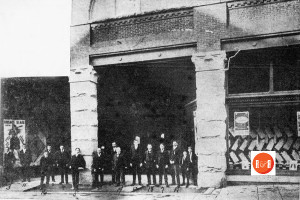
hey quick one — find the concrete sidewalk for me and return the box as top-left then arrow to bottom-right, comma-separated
0,174 -> 299,200
216,184 -> 300,200
0,184 -> 299,200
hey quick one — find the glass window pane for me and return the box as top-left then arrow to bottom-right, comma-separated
228,66 -> 269,94
273,46 -> 300,91
228,50 -> 271,94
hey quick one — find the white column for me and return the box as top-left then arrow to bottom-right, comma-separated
69,65 -> 98,177
192,51 -> 227,188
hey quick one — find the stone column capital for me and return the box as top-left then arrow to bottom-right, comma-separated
69,65 -> 98,84
192,50 -> 227,72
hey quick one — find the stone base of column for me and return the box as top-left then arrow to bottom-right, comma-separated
197,151 -> 227,188
78,155 -> 93,184
79,169 -> 93,185
192,50 -> 227,189
198,171 -> 227,188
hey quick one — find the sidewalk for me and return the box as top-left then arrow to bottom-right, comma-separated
0,175 -> 299,200
216,184 -> 300,200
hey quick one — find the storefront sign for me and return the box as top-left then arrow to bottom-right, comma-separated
234,112 -> 250,135
297,112 -> 300,137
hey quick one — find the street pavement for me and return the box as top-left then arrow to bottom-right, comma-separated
0,175 -> 299,200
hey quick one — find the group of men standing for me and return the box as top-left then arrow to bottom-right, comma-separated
4,139 -> 198,190
92,140 -> 198,189
3,144 -> 33,184
40,145 -> 87,191
40,144 -> 71,187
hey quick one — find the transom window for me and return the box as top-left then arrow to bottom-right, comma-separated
227,46 -> 300,95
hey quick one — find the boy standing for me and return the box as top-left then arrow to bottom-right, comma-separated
40,151 -> 51,189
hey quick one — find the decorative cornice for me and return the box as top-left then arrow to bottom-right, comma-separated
92,9 -> 193,28
228,0 -> 295,10
226,94 -> 300,106
91,9 -> 193,43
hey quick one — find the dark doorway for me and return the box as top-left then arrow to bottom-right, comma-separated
96,59 -> 196,153
1,77 -> 70,168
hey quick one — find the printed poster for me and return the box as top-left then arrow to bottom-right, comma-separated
234,111 -> 250,136
4,119 -> 26,150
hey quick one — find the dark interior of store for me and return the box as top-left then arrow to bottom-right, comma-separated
96,59 -> 196,153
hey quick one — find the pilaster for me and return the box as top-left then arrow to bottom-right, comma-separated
192,50 -> 227,188
69,65 -> 98,172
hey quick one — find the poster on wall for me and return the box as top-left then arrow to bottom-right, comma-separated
297,112 -> 300,137
4,119 -> 26,151
234,112 -> 250,136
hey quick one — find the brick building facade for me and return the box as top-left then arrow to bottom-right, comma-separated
71,0 -> 300,187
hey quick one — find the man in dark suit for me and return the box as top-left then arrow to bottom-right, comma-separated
129,139 -> 142,186
187,146 -> 198,186
169,141 -> 180,187
156,143 -> 169,187
112,146 -> 126,186
144,144 -> 156,186
92,148 -> 106,188
56,145 -> 70,184
19,144 -> 32,182
69,148 -> 86,190
40,151 -> 51,188
110,141 -> 117,185
180,150 -> 190,188
4,147 -> 16,184
47,144 -> 56,183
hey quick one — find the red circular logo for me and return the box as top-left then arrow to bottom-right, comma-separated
252,153 -> 274,174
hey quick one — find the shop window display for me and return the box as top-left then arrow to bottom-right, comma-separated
226,45 -> 300,175
227,106 -> 300,173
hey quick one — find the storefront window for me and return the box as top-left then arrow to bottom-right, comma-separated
273,46 -> 300,91
228,67 -> 269,94
274,66 -> 300,91
227,106 -> 300,173
228,46 -> 300,95
226,46 -> 300,175
228,50 -> 271,94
